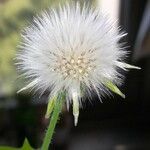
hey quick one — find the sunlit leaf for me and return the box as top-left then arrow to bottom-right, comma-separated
0,146 -> 17,150
0,138 -> 34,150
123,63 -> 141,70
45,96 -> 57,119
21,138 -> 33,150
105,80 -> 125,98
117,62 -> 141,70
72,91 -> 79,126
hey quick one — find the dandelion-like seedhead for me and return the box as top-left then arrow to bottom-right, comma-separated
17,3 -> 140,125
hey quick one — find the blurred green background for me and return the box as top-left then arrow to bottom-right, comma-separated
0,0 -> 73,95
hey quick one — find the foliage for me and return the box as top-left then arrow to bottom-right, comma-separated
0,138 -> 33,150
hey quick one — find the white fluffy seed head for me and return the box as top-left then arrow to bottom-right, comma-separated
17,2 -> 129,108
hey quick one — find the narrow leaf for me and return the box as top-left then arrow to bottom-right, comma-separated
17,79 -> 39,94
72,91 -> 79,126
123,63 -> 141,70
0,138 -> 33,150
117,62 -> 141,70
45,96 -> 57,119
0,146 -> 17,150
105,81 -> 125,98
21,138 -> 33,150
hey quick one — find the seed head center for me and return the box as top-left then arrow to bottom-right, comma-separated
53,53 -> 95,80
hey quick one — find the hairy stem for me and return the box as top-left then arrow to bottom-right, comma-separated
41,94 -> 64,150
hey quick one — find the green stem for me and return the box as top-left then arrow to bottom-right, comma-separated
41,94 -> 64,150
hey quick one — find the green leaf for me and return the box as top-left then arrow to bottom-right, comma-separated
105,80 -> 125,98
0,146 -> 17,150
41,92 -> 65,150
21,138 -> 33,150
45,96 -> 57,119
0,138 -> 33,150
